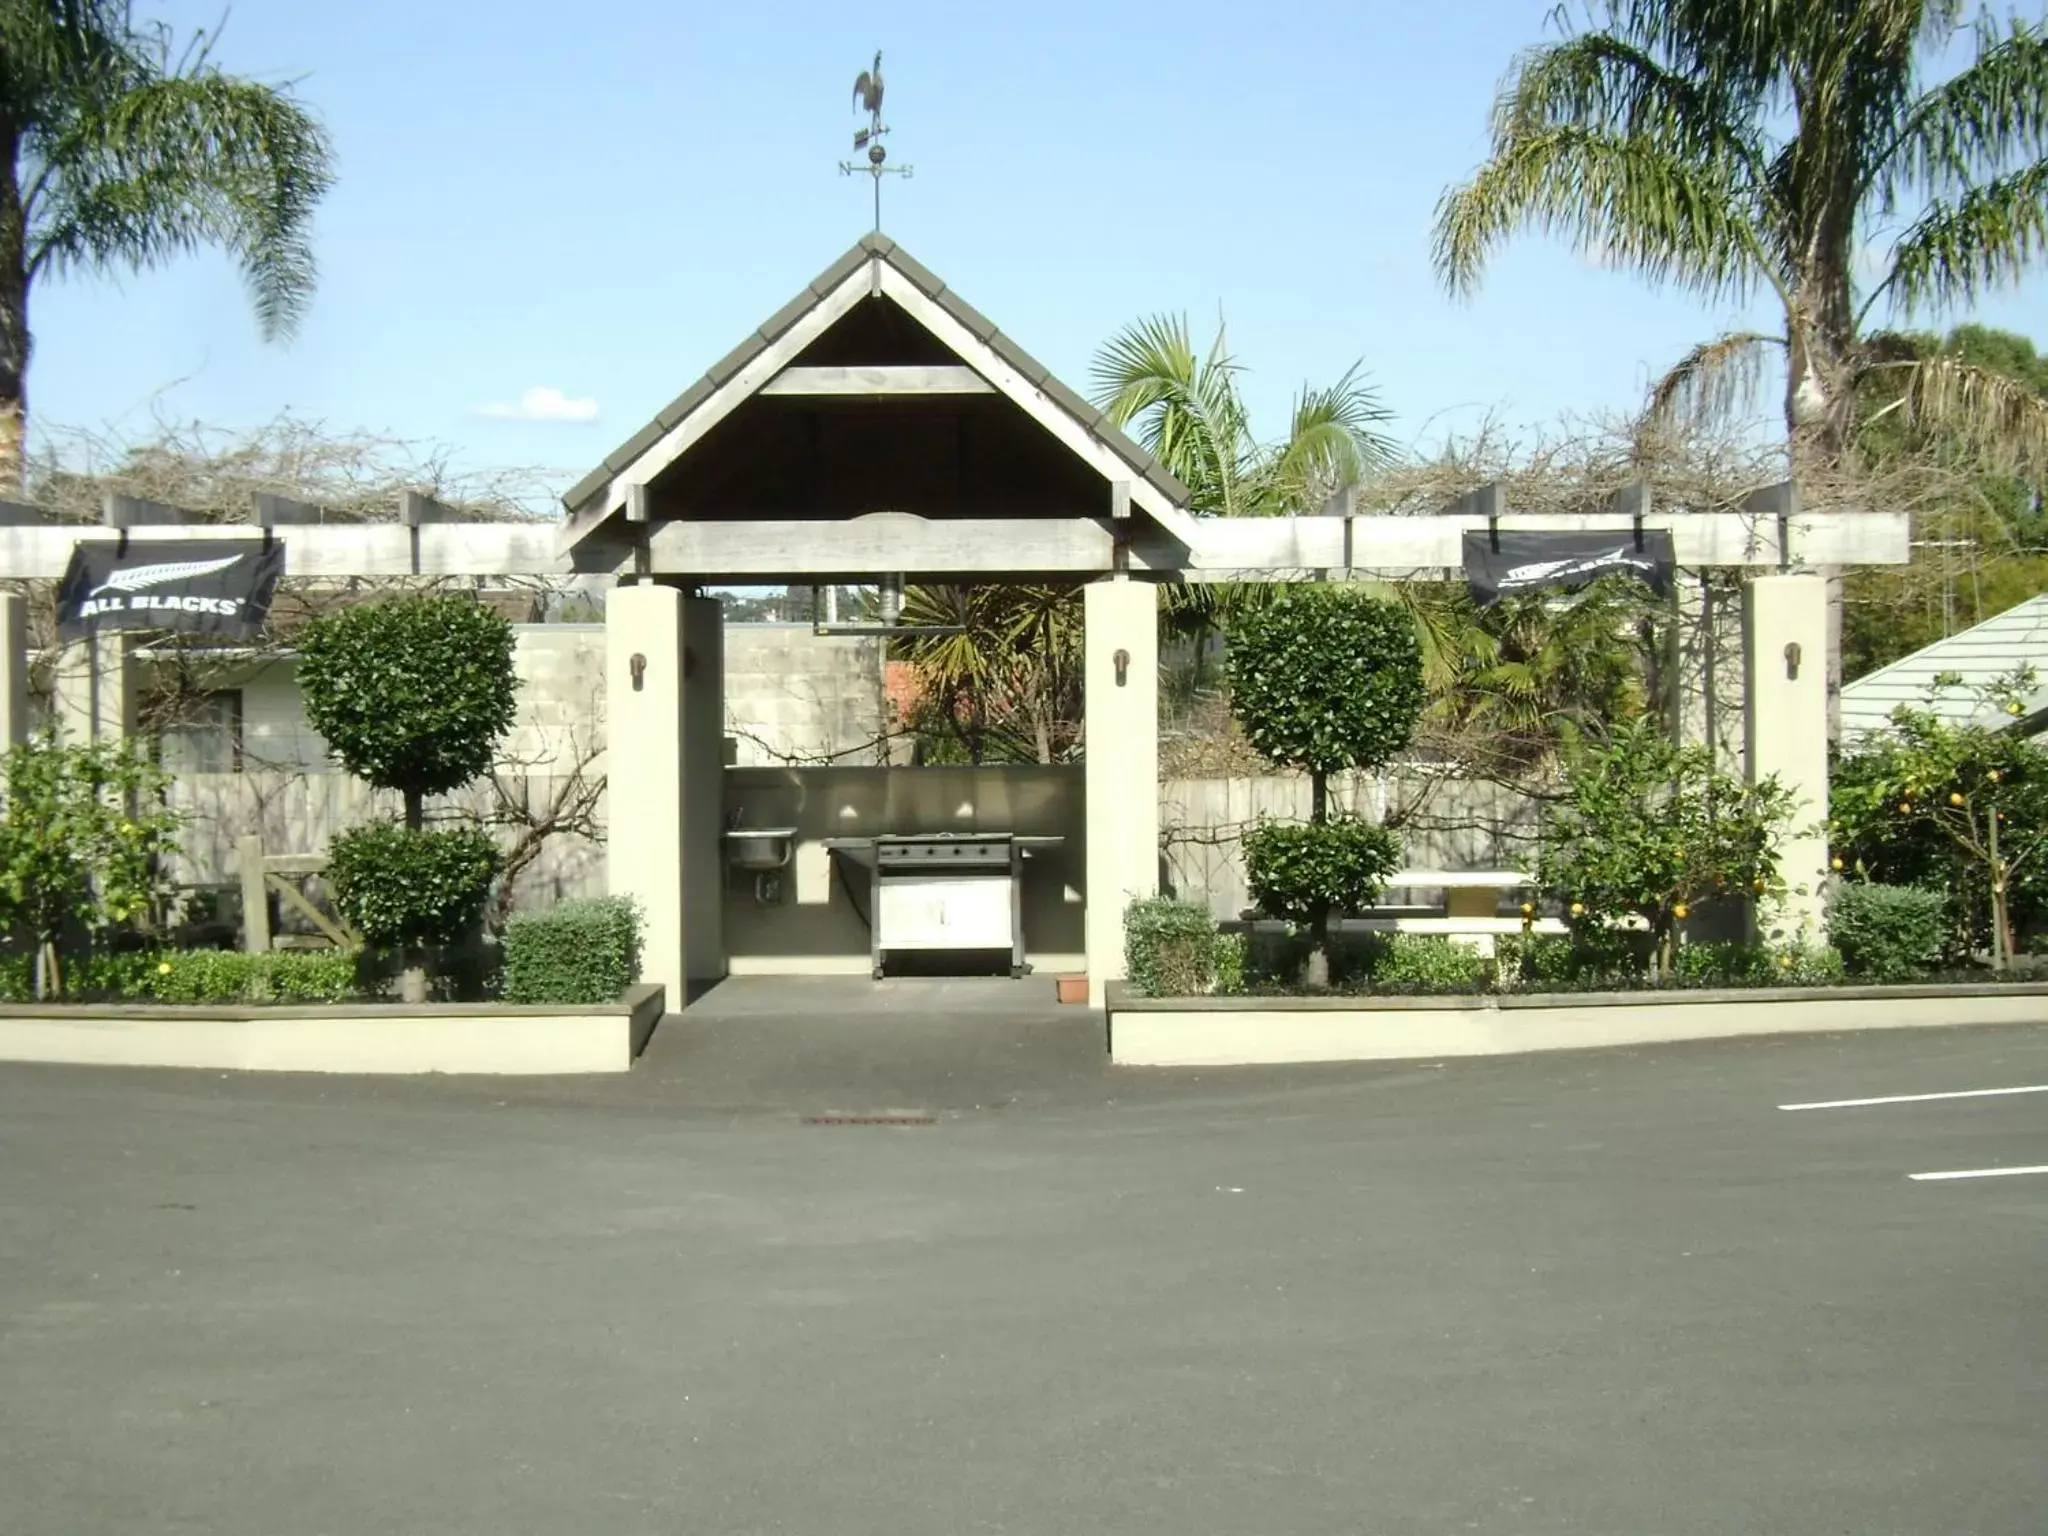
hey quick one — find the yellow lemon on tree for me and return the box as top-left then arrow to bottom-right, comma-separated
1897,801 -> 1913,814
1988,768 -> 2002,782
1672,902 -> 1690,919
1830,856 -> 1844,871
156,961 -> 172,975
1752,877 -> 1767,893
1569,901 -> 1585,917
2008,699 -> 2025,716
1519,901 -> 1535,917
1949,791 -> 1966,806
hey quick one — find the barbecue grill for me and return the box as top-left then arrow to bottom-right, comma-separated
824,832 -> 1063,978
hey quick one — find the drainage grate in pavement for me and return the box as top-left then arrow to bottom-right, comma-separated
801,1115 -> 938,1126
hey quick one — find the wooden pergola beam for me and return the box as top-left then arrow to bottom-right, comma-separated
759,365 -> 994,396
0,503 -> 1912,580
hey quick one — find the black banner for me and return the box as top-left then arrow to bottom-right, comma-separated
1463,529 -> 1675,607
57,539 -> 286,644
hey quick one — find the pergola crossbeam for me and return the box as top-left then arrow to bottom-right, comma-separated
0,508 -> 1910,580
760,365 -> 993,396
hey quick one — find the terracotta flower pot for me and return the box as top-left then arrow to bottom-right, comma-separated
1055,974 -> 1089,1005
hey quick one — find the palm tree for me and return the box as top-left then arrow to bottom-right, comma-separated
1089,313 -> 1398,657
1397,579 -> 1657,777
0,2 -> 334,487
893,583 -> 1084,765
1089,313 -> 1396,517
1433,2 -> 2048,722
1436,1 -> 2048,472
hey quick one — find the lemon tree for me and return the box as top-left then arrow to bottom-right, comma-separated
1833,670 -> 2048,970
0,731 -> 180,997
1535,719 -> 1792,979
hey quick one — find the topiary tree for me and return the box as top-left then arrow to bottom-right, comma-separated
1228,586 -> 1424,986
297,596 -> 518,997
1536,718 -> 1794,980
298,596 -> 518,830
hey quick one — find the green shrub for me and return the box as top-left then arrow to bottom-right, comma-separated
1122,897 -> 1218,998
1367,933 -> 1490,993
1519,928 -> 1653,990
501,897 -> 644,1005
1212,931 -> 1247,996
1243,817 -> 1403,930
1672,940 -> 1845,989
260,951 -> 363,1004
1830,881 -> 1948,982
328,823 -> 499,951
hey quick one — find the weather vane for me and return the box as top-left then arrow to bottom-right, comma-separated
841,50 -> 911,234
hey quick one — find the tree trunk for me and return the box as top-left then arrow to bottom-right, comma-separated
1302,935 -> 1331,992
1784,272 -> 1857,743
404,788 -> 424,831
0,125 -> 29,497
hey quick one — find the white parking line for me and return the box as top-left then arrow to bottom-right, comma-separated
1908,1165 -> 2048,1182
1778,1084 -> 2048,1112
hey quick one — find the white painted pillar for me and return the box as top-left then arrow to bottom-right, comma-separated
1743,574 -> 1829,945
681,595 -> 726,990
0,593 -> 28,747
52,633 -> 133,746
1084,579 -> 1159,1005
606,583 -> 687,1008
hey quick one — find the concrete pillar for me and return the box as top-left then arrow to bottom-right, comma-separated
1744,574 -> 1829,945
0,593 -> 28,747
606,584 -> 687,1007
1084,579 -> 1159,1005
52,634 -> 134,746
681,595 -> 726,990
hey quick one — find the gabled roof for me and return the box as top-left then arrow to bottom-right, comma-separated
558,232 -> 1193,550
1841,591 -> 2048,742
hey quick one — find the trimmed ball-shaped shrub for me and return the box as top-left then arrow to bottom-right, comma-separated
327,823 -> 500,951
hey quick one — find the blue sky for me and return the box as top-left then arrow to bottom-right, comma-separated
26,0 -> 2048,501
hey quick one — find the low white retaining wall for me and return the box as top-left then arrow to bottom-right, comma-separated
1109,984 -> 2048,1067
0,983 -> 665,1075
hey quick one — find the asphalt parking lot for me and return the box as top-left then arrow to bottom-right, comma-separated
3,1011 -> 2045,1535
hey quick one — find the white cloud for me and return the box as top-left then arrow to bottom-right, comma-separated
470,386 -> 599,424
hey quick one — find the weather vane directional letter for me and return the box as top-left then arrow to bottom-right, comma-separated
840,49 -> 912,234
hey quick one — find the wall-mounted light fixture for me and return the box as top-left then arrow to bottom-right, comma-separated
1784,641 -> 1802,680
1114,648 -> 1130,687
629,652 -> 647,691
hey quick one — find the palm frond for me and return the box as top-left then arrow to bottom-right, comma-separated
1870,16 -> 2048,209
1496,29 -> 1766,183
1433,124 -> 1768,300
1879,159 -> 2048,317
1265,364 -> 1396,515
1088,313 -> 1251,514
1869,352 -> 2048,473
30,70 -> 335,338
1645,330 -> 1786,431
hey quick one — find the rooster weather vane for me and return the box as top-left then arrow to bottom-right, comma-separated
841,50 -> 911,233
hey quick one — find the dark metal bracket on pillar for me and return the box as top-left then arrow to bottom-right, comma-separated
1110,478 -> 1131,576
1741,480 -> 1799,572
624,485 -> 653,580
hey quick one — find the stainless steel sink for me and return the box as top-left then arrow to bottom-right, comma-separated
723,827 -> 798,871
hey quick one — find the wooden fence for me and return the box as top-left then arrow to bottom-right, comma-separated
166,767 -> 1546,926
